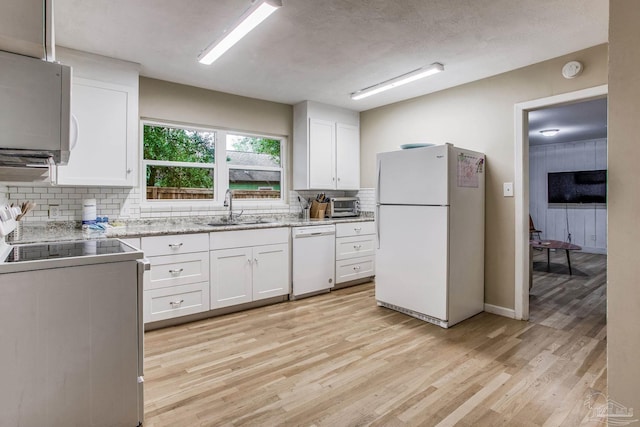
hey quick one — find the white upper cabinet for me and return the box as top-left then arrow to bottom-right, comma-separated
293,101 -> 360,190
55,48 -> 139,187
308,118 -> 336,188
0,0 -> 53,60
335,123 -> 360,189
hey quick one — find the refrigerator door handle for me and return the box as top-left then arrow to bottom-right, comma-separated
375,160 -> 382,249
376,159 -> 382,204
376,204 -> 381,249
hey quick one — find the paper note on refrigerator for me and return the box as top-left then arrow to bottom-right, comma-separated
457,154 -> 483,188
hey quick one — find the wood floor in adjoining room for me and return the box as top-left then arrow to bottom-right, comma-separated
144,257 -> 607,427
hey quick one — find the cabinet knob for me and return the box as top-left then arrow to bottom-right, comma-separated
354,227 -> 362,232
353,244 -> 362,249
169,268 -> 184,275
168,243 -> 183,249
353,265 -> 361,271
127,168 -> 133,174
169,299 -> 184,308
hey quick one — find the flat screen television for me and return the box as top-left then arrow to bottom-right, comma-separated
547,170 -> 607,204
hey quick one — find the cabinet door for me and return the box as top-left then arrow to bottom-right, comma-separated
210,248 -> 253,309
252,243 -> 290,301
336,123 -> 360,189
308,118 -> 336,189
57,78 -> 137,186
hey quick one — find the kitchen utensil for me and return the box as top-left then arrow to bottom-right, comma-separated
15,201 -> 36,221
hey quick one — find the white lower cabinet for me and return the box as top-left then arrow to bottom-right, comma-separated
141,233 -> 210,323
252,243 -> 290,300
144,282 -> 210,322
335,222 -> 376,284
210,247 -> 253,308
210,228 -> 290,310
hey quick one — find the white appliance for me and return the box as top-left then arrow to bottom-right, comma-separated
0,207 -> 146,426
375,143 -> 485,328
0,50 -> 73,173
292,224 -> 336,298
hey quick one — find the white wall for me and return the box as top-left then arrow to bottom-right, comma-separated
529,139 -> 607,253
360,44 -> 608,310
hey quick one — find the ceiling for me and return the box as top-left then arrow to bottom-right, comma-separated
528,97 -> 608,146
53,0 -> 608,112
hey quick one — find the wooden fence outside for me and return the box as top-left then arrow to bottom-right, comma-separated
147,187 -> 280,200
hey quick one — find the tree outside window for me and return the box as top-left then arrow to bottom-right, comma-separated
144,124 -> 216,200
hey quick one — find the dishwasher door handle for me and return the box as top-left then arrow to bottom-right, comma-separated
295,231 -> 335,238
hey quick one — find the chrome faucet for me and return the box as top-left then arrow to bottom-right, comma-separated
223,189 -> 234,222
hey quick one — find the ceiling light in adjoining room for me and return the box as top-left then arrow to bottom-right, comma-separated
198,0 -> 282,65
351,63 -> 444,101
540,129 -> 560,137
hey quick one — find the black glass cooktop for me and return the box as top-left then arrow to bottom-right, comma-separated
5,239 -> 135,263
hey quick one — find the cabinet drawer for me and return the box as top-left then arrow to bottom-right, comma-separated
142,233 -> 209,257
335,221 -> 375,237
146,252 -> 209,290
336,235 -> 375,260
336,256 -> 375,284
144,282 -> 210,323
210,227 -> 289,250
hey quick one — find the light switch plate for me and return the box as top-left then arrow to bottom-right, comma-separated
503,182 -> 514,197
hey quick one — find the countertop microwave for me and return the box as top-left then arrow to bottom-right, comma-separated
328,197 -> 360,218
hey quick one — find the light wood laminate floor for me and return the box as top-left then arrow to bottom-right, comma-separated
144,252 -> 607,426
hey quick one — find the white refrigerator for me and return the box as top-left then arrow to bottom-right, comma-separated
375,143 -> 485,328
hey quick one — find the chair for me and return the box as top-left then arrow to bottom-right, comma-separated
529,215 -> 542,240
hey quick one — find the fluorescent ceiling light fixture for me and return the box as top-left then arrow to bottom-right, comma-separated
540,129 -> 560,137
198,0 -> 282,65
351,62 -> 444,100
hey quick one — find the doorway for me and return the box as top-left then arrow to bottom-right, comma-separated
513,84 -> 608,320
527,97 -> 607,326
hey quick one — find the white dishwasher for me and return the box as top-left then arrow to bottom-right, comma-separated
292,224 -> 336,299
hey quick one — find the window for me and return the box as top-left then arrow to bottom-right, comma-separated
226,134 -> 283,200
143,123 -> 216,200
142,122 -> 285,203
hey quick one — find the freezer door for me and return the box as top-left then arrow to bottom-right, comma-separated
375,205 -> 448,320
376,145 -> 449,205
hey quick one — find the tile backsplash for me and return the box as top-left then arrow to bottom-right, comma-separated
1,184 -> 375,222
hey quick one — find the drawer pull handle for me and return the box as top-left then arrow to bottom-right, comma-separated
168,243 -> 183,249
169,268 -> 184,275
353,244 -> 362,249
354,227 -> 362,232
169,299 -> 184,308
353,265 -> 361,271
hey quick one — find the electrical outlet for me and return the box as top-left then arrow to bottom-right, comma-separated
49,205 -> 60,219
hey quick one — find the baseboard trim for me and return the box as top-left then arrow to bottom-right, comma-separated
580,247 -> 607,255
484,303 -> 516,319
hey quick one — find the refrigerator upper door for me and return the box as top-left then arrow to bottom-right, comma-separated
375,205 -> 448,321
377,145 -> 449,205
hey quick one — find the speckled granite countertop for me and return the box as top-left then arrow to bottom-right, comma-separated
12,215 -> 374,245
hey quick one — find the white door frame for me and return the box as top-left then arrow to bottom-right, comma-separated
513,84 -> 608,320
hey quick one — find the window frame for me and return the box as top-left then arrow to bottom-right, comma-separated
140,119 -> 287,207
225,131 -> 285,203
